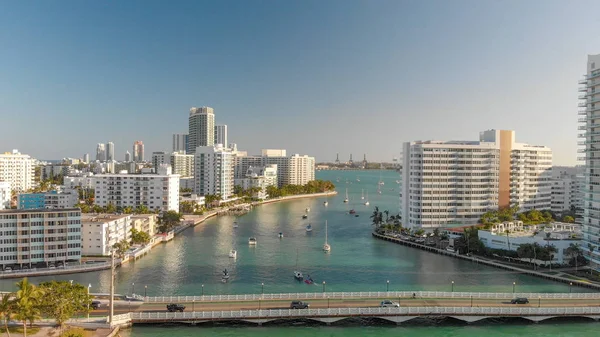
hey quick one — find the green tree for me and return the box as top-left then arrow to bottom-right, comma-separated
562,215 -> 575,223
135,205 -> 150,214
0,293 -> 14,337
565,243 -> 583,271
105,203 -> 116,213
130,228 -> 151,245
38,281 -> 91,328
112,240 -> 130,259
14,278 -> 44,337
370,207 -> 382,227
158,211 -> 183,233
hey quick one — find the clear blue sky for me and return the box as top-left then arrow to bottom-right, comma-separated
1,0 -> 599,164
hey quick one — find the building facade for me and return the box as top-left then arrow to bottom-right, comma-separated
194,145 -> 234,199
401,130 -> 552,229
172,133 -> 189,154
214,124 -> 228,147
0,182 -> 10,210
234,149 -> 315,188
234,165 -> 278,199
96,143 -> 106,162
188,106 -> 215,153
92,165 -> 180,212
81,214 -> 132,256
151,152 -> 168,170
0,208 -> 82,270
18,191 -> 78,210
0,150 -> 35,192
171,152 -> 194,178
106,142 -> 115,161
133,141 -> 144,162
551,166 -> 584,214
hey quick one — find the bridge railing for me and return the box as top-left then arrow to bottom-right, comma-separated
144,291 -> 600,303
130,306 -> 600,321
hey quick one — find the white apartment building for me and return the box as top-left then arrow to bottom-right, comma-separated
151,152 -> 168,170
0,208 -> 82,270
92,165 -> 180,212
551,166 -> 584,213
81,213 -> 131,256
234,149 -> 315,188
0,149 -> 35,192
214,124 -> 228,148
106,142 -> 115,161
171,152 -> 194,178
579,54 -> 600,271
131,214 -> 158,238
189,107 -> 215,153
0,182 -> 11,210
63,173 -> 95,189
235,165 -> 278,199
195,145 -> 234,199
402,130 -> 552,229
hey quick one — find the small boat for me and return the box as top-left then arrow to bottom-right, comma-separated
304,275 -> 314,284
323,200 -> 328,206
233,222 -> 239,228
343,188 -> 349,203
364,191 -> 370,206
349,209 -> 356,214
305,207 -> 311,212
294,249 -> 303,280
361,189 -> 365,200
323,220 -> 331,252
356,176 -> 360,182
306,224 -> 312,232
279,232 -> 284,238
248,237 -> 257,245
229,249 -> 237,258
222,268 -> 230,280
446,246 -> 455,253
355,214 -> 359,217
396,180 -> 401,184
302,214 -> 308,219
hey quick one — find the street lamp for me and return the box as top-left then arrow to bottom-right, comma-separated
512,282 -> 516,294
451,281 -> 454,293
538,296 -> 541,308
144,285 -> 147,298
261,283 -> 264,295
322,281 -> 326,293
327,297 -> 330,309
470,295 -> 473,307
202,284 -> 204,296
386,280 -> 389,292
87,284 -> 91,322
132,283 -> 135,296
570,282 -> 573,294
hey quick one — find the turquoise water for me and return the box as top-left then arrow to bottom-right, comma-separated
1,170 -> 598,335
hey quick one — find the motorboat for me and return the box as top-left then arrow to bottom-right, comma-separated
302,214 -> 308,219
364,191 -> 370,206
222,268 -> 230,280
233,222 -> 239,229
304,276 -> 314,284
349,209 -> 356,214
294,249 -> 303,280
248,237 -> 257,245
343,188 -> 349,203
306,224 -> 312,232
305,207 -> 310,212
279,232 -> 284,238
229,249 -> 237,258
361,189 -> 365,200
323,200 -> 328,206
323,220 -> 331,252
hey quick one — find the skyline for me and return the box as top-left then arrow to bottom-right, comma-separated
3,1 -> 600,164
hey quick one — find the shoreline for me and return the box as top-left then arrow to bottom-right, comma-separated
0,191 -> 337,280
372,232 -> 600,291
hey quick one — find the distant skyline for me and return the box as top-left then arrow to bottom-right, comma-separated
2,0 -> 600,164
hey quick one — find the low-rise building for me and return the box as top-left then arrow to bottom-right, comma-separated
131,214 -> 158,237
17,190 -> 78,210
0,208 -> 82,270
234,165 -> 278,199
63,173 -> 95,189
81,213 -> 132,256
0,182 -> 10,210
477,221 -> 581,264
180,194 -> 206,208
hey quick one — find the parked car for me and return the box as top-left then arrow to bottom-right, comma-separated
380,300 -> 400,308
91,301 -> 101,310
166,303 -> 186,312
511,297 -> 529,304
290,300 -> 309,309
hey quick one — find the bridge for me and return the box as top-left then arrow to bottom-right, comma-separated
99,291 -> 600,327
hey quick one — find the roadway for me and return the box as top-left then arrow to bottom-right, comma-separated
90,297 -> 600,315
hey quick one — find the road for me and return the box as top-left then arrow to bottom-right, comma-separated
90,297 -> 600,315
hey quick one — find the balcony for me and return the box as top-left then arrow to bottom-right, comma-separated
579,102 -> 588,107
579,110 -> 588,115
580,86 -> 589,92
579,78 -> 588,85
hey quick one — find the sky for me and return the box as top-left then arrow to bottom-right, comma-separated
1,0 -> 600,164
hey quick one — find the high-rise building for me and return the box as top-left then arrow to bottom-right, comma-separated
83,154 -> 90,163
133,141 -> 144,162
92,165 -> 180,212
188,107 -> 215,153
172,133 -> 189,153
0,149 -> 35,192
106,142 -> 115,161
214,124 -> 228,147
401,130 -> 552,229
125,151 -> 131,162
580,54 -> 600,271
171,152 -> 194,178
551,166 -> 584,214
151,152 -> 168,171
96,143 -> 106,162
194,145 -> 234,200
0,208 -> 82,269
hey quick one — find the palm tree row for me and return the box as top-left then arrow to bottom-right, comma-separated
1,278 -> 44,337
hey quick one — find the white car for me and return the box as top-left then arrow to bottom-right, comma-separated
380,300 -> 400,308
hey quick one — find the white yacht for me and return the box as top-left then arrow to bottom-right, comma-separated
364,191 -> 370,206
229,249 -> 237,258
323,220 -> 331,252
294,249 -> 304,280
323,200 -> 328,206
248,237 -> 257,245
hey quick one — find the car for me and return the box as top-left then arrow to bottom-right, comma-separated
511,297 -> 529,304
91,301 -> 101,310
290,300 -> 309,309
380,300 -> 400,308
166,303 -> 185,312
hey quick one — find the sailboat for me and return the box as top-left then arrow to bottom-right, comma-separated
361,189 -> 365,200
378,165 -> 385,185
356,176 -> 360,182
343,188 -> 349,203
323,220 -> 331,252
364,191 -> 370,206
293,249 -> 304,280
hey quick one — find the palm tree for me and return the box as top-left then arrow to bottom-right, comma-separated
14,278 -> 43,337
0,293 -> 14,337
589,243 -> 596,275
384,210 -> 390,224
370,207 -> 380,226
505,229 -> 511,251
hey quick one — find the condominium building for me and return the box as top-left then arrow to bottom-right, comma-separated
579,54 -> 600,271
106,142 -> 115,161
133,141 -> 144,162
17,190 -> 79,210
151,152 -> 168,170
40,165 -> 70,181
171,152 -> 194,178
92,165 -> 180,212
96,143 -> 106,162
194,145 -> 235,199
131,214 -> 158,238
234,149 -> 315,188
125,151 -> 131,162
188,106 -> 215,153
214,124 -> 228,147
0,182 -> 10,210
401,130 -> 552,229
0,208 -> 82,270
63,173 -> 95,189
0,149 -> 35,192
551,166 -> 584,213
81,213 -> 132,256
172,133 -> 189,153
234,165 -> 278,199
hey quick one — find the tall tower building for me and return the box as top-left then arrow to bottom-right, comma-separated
106,142 -> 115,161
172,133 -> 189,153
133,141 -> 144,162
96,143 -> 106,162
580,54 -> 600,271
83,154 -> 90,163
188,106 -> 215,153
214,124 -> 228,148
125,151 -> 131,162
194,145 -> 234,199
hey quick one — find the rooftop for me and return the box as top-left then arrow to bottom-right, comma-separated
0,208 -> 81,214
81,213 -> 131,223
